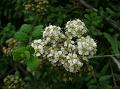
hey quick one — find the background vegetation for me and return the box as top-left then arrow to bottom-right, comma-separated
0,0 -> 120,89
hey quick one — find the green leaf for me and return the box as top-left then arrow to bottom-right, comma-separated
99,75 -> 111,82
26,46 -> 35,54
104,33 -> 119,55
88,85 -> 97,89
99,64 -> 109,76
14,31 -> 28,42
24,51 -> 31,60
26,56 -> 40,71
19,24 -> 32,34
3,23 -> 12,32
32,25 -> 43,39
118,41 -> 120,50
13,47 -> 27,61
87,79 -> 96,85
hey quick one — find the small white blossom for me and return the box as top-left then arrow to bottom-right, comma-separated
65,19 -> 88,39
77,36 -> 97,56
31,39 -> 44,56
31,19 -> 97,73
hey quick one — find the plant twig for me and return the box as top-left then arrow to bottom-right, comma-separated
110,56 -> 120,71
15,63 -> 28,76
79,0 -> 97,12
89,54 -> 120,71
105,17 -> 120,32
89,54 -> 120,58
109,61 -> 117,89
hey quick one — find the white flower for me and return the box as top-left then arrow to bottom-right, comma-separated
47,53 -> 53,58
64,41 -> 67,47
35,52 -> 40,56
58,51 -> 62,55
73,53 -> 77,58
77,36 -> 97,56
65,19 -> 88,39
31,19 -> 97,73
43,25 -> 64,42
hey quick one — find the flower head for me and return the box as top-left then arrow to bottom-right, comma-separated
31,19 -> 97,73
65,19 -> 88,39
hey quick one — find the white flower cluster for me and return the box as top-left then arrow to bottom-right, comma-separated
31,39 -> 44,57
65,19 -> 88,39
43,25 -> 65,44
31,19 -> 97,73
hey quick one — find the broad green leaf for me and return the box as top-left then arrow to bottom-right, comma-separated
19,24 -> 32,34
14,32 -> 28,42
26,46 -> 35,54
24,51 -> 31,60
32,25 -> 43,38
13,47 -> 27,61
26,56 -> 40,71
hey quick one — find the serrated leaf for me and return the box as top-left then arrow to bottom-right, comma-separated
14,32 -> 28,42
26,46 -> 35,54
24,51 -> 30,60
19,24 -> 32,34
26,56 -> 40,71
32,25 -> 43,38
13,47 -> 27,61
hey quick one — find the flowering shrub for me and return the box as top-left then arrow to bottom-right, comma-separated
31,19 -> 97,73
1,0 -> 120,88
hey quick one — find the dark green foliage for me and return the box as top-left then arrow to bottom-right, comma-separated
12,46 -> 39,71
0,0 -> 120,89
0,0 -> 24,26
104,33 -> 120,55
84,9 -> 103,36
14,24 -> 32,42
14,24 -> 43,44
15,32 -> 29,42
0,23 -> 15,45
32,25 -> 44,39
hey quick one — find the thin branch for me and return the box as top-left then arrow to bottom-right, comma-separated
110,56 -> 120,70
15,63 -> 28,76
89,54 -> 120,59
105,17 -> 120,32
89,54 -> 120,71
79,0 -> 97,12
109,61 -> 117,89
